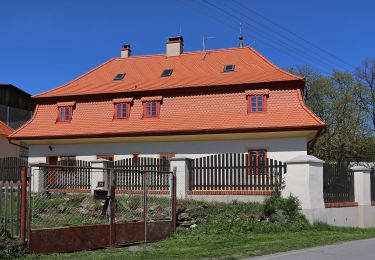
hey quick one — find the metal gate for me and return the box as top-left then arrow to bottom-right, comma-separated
27,163 -> 176,254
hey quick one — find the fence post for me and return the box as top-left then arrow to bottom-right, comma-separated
90,159 -> 111,194
171,168 -> 177,231
351,166 -> 372,228
283,155 -> 326,223
20,166 -> 27,243
351,166 -> 372,206
169,157 -> 192,199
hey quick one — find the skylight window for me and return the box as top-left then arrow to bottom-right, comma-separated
223,64 -> 235,73
161,69 -> 173,77
113,73 -> 126,80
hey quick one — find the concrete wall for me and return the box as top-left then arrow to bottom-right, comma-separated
0,136 -> 19,157
27,136 -> 307,163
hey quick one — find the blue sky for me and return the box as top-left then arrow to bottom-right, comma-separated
0,0 -> 374,95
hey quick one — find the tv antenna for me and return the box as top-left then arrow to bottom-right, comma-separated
239,22 -> 244,47
202,35 -> 215,51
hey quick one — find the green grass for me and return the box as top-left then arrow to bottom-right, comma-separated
24,200 -> 375,260
26,226 -> 375,260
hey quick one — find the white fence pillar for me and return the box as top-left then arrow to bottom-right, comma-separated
91,159 -> 111,194
169,157 -> 192,199
351,166 -> 371,206
282,155 -> 326,223
352,166 -> 372,228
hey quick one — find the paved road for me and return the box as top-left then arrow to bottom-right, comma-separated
247,238 -> 375,260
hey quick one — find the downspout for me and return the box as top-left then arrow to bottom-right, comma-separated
307,126 -> 326,154
8,138 -> 29,150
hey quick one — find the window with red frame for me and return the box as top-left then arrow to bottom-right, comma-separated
96,155 -> 114,162
143,101 -> 159,118
58,106 -> 73,122
248,95 -> 266,113
115,102 -> 130,119
248,150 -> 267,175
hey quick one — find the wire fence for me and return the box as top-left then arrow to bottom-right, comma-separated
29,165 -> 174,230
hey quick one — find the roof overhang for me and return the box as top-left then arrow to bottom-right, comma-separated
13,126 -> 323,145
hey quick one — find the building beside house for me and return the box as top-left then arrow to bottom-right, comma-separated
9,36 -> 325,167
0,121 -> 20,157
0,84 -> 35,129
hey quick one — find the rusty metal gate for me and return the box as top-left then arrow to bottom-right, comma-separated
27,163 -> 176,254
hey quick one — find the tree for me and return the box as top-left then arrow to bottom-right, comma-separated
288,65 -> 375,163
355,58 -> 375,131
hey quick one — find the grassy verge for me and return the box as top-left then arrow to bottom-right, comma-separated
25,199 -> 375,260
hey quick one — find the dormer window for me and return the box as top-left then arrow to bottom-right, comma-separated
141,96 -> 162,118
143,101 -> 159,118
113,73 -> 126,80
161,69 -> 173,77
58,106 -> 72,122
248,95 -> 266,113
223,64 -> 235,72
115,102 -> 130,119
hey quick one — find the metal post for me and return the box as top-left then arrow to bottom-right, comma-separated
172,167 -> 177,231
143,172 -> 148,242
20,166 -> 27,243
108,168 -> 116,246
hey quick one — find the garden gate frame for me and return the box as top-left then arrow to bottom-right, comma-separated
26,163 -> 177,254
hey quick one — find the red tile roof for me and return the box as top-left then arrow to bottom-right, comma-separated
10,46 -> 325,140
10,89 -> 324,140
0,121 -> 13,136
34,47 -> 303,99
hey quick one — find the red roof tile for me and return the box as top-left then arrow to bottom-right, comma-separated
0,121 -> 13,136
10,89 -> 324,140
10,47 -> 325,140
34,47 -> 303,99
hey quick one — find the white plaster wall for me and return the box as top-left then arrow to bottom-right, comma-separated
0,137 -> 19,157
27,137 -> 307,163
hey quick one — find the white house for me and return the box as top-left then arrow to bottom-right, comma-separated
10,36 -> 325,168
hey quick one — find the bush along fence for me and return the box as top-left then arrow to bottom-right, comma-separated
189,154 -> 286,194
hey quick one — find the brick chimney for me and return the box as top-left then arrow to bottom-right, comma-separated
166,36 -> 183,57
121,44 -> 131,58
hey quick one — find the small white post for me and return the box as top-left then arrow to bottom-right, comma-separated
351,166 -> 371,206
169,157 -> 192,199
282,155 -> 326,223
91,159 -> 111,194
352,165 -> 372,228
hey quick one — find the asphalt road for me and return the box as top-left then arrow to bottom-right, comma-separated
247,238 -> 375,260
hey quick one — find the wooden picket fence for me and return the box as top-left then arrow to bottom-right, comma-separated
0,157 -> 26,237
0,157 -> 28,181
189,153 -> 286,191
114,157 -> 170,192
43,160 -> 91,191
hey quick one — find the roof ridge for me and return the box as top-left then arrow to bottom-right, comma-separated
33,58 -> 116,98
246,46 -> 304,81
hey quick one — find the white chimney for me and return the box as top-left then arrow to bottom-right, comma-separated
166,36 -> 183,57
121,44 -> 131,58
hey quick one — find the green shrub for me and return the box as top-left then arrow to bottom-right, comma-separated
0,228 -> 26,259
263,194 -> 305,223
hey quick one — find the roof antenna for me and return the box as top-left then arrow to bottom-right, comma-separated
202,35 -> 215,51
239,22 -> 244,48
